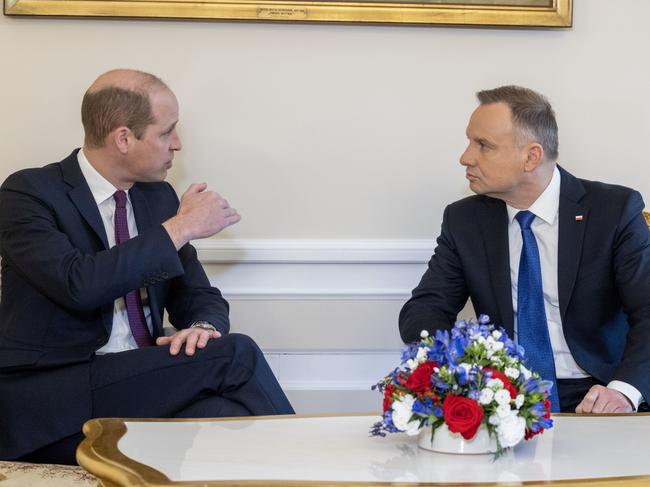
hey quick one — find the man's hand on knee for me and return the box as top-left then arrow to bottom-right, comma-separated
156,328 -> 222,356
575,385 -> 634,414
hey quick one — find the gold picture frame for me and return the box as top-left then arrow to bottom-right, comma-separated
3,0 -> 572,26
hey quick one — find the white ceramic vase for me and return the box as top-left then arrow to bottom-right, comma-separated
418,423 -> 497,454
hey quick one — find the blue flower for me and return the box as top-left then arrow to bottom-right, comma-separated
446,336 -> 467,365
432,406 -> 444,418
467,388 -> 481,401
400,343 -> 420,363
413,398 -> 435,416
431,375 -> 450,392
478,314 -> 490,325
382,411 -> 399,432
538,380 -> 554,395
522,377 -> 545,394
530,401 -> 548,417
456,366 -> 468,385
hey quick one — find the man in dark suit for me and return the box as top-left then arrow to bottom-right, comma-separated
400,86 -> 649,414
0,69 -> 294,464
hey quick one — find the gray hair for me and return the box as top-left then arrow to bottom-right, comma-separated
477,85 -> 559,161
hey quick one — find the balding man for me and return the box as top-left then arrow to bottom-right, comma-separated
0,69 -> 294,465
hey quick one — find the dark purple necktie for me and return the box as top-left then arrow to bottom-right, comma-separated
113,190 -> 154,347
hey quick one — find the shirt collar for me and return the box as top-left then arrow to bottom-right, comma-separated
507,166 -> 560,225
77,149 -> 122,206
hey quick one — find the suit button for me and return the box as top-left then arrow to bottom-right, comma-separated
161,272 -> 169,279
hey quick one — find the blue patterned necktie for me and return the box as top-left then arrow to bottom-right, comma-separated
516,210 -> 560,412
114,190 -> 154,348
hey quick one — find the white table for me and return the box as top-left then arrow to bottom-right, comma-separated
77,413 -> 650,486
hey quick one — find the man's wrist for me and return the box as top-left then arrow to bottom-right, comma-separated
162,217 -> 189,250
190,321 -> 217,333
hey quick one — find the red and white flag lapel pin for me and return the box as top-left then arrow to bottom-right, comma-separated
575,215 -> 584,221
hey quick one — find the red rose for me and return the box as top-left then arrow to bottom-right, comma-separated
443,394 -> 484,440
383,384 -> 395,412
483,367 -> 517,399
406,361 -> 437,393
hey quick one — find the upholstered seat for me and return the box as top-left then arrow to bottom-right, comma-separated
0,461 -> 97,486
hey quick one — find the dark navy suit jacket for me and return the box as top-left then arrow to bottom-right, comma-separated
0,150 -> 230,459
399,167 -> 650,404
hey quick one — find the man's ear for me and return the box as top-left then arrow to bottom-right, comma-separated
523,143 -> 544,172
109,126 -> 131,155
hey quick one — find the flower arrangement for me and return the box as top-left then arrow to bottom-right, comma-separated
371,315 -> 553,456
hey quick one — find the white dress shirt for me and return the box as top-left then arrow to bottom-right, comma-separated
507,166 -> 642,408
77,150 -> 153,354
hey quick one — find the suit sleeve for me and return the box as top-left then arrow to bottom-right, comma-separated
610,191 -> 650,402
399,205 -> 470,343
0,173 -> 184,312
160,183 -> 230,335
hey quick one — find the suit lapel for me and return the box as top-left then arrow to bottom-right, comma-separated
557,166 -> 587,323
61,151 -> 109,249
478,197 -> 514,334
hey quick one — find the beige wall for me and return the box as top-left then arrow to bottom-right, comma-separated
2,0 -> 649,241
2,0 -> 648,394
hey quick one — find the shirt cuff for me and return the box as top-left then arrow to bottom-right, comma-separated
607,380 -> 643,410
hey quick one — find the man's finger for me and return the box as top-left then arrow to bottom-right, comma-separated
184,331 -> 200,356
576,386 -> 600,413
227,213 -> 242,226
196,330 -> 211,349
169,330 -> 190,356
185,182 -> 208,196
591,394 -> 611,413
156,336 -> 171,346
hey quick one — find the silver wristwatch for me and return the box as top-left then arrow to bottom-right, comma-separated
190,321 -> 217,332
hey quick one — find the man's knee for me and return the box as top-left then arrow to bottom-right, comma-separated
201,333 -> 263,365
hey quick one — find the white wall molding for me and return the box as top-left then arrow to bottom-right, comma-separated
219,287 -> 410,300
263,349 -> 400,392
194,239 -> 434,264
197,239 -> 433,300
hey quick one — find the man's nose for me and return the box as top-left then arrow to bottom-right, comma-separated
171,131 -> 182,151
459,145 -> 473,166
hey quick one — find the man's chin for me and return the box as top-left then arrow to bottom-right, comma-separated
468,181 -> 484,195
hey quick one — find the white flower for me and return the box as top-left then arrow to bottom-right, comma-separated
505,367 -> 520,380
489,414 -> 501,426
515,394 -> 525,409
420,330 -> 429,338
490,340 -> 504,352
415,347 -> 428,364
491,330 -> 502,340
494,389 -> 512,406
519,364 -> 532,380
486,378 -> 504,389
497,410 -> 526,448
479,388 -> 495,405
496,403 -> 512,419
391,395 -> 421,435
405,359 -> 417,370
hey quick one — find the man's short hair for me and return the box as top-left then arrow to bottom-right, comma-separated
477,85 -> 559,161
81,72 -> 167,148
